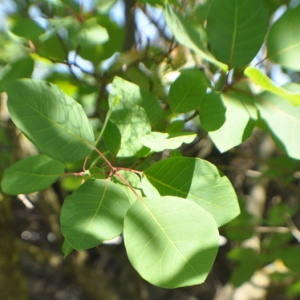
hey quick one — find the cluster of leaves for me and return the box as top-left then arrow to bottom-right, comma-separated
1,0 -> 300,292
1,77 -> 239,288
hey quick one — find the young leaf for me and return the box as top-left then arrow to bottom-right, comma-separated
209,91 -> 256,152
1,154 -> 64,195
140,131 -> 196,152
199,91 -> 226,131
5,79 -> 95,162
169,68 -> 207,113
267,6 -> 300,71
254,91 -> 300,160
124,196 -> 219,288
109,77 -> 156,157
61,179 -> 130,250
207,0 -> 268,68
109,76 -> 161,125
144,157 -> 239,227
245,66 -> 300,106
164,4 -> 228,71
110,104 -> 151,157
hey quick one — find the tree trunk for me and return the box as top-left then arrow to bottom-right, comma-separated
0,193 -> 29,300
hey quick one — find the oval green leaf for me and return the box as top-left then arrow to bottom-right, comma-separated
1,154 -> 64,195
207,0 -> 269,68
209,90 -> 257,152
60,179 -> 130,250
109,77 -> 157,157
169,69 -> 207,113
144,157 -> 239,227
266,6 -> 300,71
164,4 -> 228,71
109,76 -> 161,125
5,79 -> 95,162
124,196 -> 219,288
254,91 -> 300,160
199,91 -> 226,131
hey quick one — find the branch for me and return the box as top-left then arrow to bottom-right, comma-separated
123,0 -> 137,51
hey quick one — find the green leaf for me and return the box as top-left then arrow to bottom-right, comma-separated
199,92 -> 226,131
223,212 -> 255,242
86,166 -> 106,180
110,104 -> 150,157
38,31 -> 67,61
109,76 -> 161,125
266,6 -> 300,71
103,120 -> 121,156
114,170 -> 141,192
140,132 -> 196,152
268,203 -> 298,226
80,16 -> 125,63
228,248 -> 260,286
207,0 -> 268,68
169,68 -> 207,113
263,0 -> 285,14
140,174 -> 161,198
164,4 -> 228,71
166,120 -> 185,133
61,179 -> 130,250
109,77 -> 160,157
60,176 -> 82,191
96,0 -> 118,14
1,154 -> 64,195
245,66 -> 300,105
11,18 -> 44,41
209,91 -> 256,152
0,56 -> 34,92
62,239 -> 74,258
5,79 -> 95,162
71,18 -> 109,47
144,157 -> 239,227
254,91 -> 300,160
124,196 -> 219,288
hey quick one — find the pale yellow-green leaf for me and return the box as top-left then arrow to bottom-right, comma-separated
245,66 -> 300,106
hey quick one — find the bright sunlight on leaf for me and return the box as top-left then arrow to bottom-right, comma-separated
245,66 -> 300,106
144,157 -> 239,227
267,6 -> 300,71
124,196 -> 219,288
